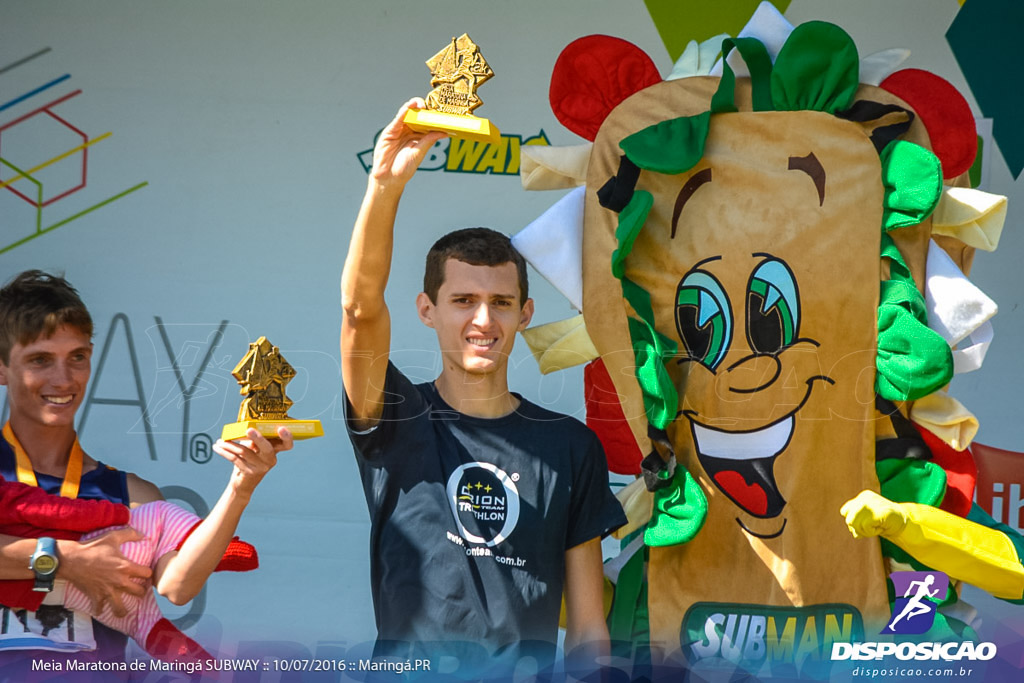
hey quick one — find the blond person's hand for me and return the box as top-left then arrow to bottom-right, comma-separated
213,426 -> 292,500
369,98 -> 447,188
57,528 -> 151,617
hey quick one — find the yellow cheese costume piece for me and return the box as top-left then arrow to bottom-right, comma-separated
842,490 -> 1024,600
519,144 -> 591,191
521,315 -> 599,374
667,33 -> 729,81
931,186 -> 1008,251
909,391 -> 979,451
859,48 -> 912,86
611,477 -> 655,540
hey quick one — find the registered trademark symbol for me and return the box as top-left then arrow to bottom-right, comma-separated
511,473 -> 520,482
189,433 -> 214,464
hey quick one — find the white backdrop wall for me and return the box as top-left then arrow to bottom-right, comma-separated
0,0 -> 1020,666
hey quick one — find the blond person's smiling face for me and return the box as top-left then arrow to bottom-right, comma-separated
0,324 -> 93,431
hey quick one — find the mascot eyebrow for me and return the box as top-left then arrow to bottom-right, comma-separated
787,152 -> 826,206
671,168 -> 713,239
671,152 -> 826,241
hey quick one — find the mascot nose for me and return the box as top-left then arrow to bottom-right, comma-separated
723,353 -> 782,394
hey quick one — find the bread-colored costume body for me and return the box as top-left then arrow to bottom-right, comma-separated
582,80 -> 922,657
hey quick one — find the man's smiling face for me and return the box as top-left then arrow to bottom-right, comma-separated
0,324 -> 93,432
417,258 -> 533,377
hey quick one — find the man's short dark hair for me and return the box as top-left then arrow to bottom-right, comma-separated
423,228 -> 529,305
0,270 -> 92,363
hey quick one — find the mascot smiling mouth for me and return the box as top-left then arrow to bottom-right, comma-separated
689,414 -> 793,518
683,376 -> 832,533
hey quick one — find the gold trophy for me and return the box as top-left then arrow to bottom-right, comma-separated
403,33 -> 501,144
221,336 -> 323,441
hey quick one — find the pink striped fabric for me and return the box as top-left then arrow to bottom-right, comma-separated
63,501 -> 202,645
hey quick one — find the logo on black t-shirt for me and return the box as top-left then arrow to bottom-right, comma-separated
446,462 -> 521,547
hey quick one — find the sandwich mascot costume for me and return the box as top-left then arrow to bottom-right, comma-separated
514,5 -> 1023,677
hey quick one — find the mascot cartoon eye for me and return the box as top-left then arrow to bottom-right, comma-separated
746,257 -> 800,355
675,270 -> 733,371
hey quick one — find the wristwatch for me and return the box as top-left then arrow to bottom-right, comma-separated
30,537 -> 59,592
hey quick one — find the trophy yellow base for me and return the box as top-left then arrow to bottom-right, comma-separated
222,419 -> 323,441
404,109 -> 501,144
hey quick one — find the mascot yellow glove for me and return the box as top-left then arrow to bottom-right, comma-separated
841,490 -> 1024,600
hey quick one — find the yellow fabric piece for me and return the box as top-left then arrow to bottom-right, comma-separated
859,48 -> 911,86
520,143 -> 592,191
909,392 -> 978,451
611,477 -> 654,540
931,186 -> 1008,252
842,490 -> 1024,600
668,34 -> 728,80
521,315 -> 599,374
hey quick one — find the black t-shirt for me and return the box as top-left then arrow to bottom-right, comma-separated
346,362 -> 625,671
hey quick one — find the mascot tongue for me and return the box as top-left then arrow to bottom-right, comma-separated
713,470 -> 769,516
703,456 -> 787,518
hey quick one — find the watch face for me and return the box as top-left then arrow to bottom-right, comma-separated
34,556 -> 57,574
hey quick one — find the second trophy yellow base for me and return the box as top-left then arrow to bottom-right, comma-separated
404,109 -> 501,144
222,419 -> 323,441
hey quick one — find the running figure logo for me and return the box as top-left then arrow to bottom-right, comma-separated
883,571 -> 949,635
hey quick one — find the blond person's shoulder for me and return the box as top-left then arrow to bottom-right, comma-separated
126,472 -> 164,507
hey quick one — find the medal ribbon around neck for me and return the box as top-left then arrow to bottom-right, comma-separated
3,422 -> 83,499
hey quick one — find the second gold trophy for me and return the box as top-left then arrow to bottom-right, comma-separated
221,336 -> 323,441
403,34 -> 501,144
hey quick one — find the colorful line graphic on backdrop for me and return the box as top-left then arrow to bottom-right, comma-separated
0,74 -> 70,113
0,48 -> 148,255
0,47 -> 52,76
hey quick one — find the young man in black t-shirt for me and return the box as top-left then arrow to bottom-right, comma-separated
341,100 -> 626,675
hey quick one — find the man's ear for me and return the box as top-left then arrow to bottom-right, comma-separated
518,298 -> 535,331
416,292 -> 435,328
0,361 -> 6,386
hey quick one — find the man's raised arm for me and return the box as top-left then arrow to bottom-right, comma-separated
340,99 -> 445,430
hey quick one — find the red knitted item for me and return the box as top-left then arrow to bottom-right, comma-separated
145,617 -> 212,662
216,538 -> 259,572
585,359 -> 643,475
550,35 -> 661,142
174,521 -> 259,572
880,68 -> 977,179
